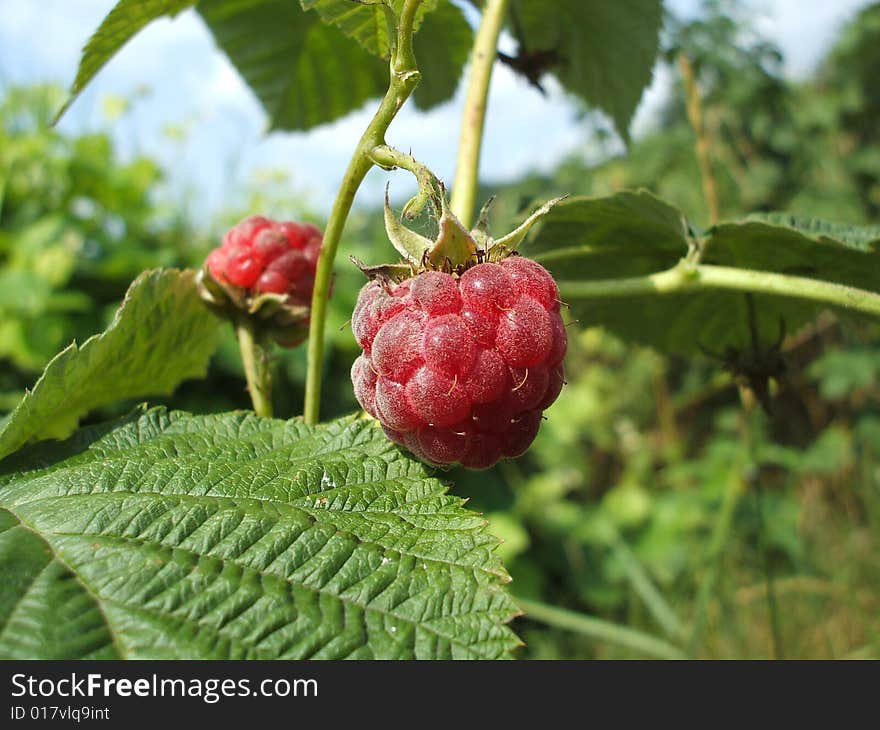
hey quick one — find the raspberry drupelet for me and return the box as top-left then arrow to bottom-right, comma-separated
351,256 -> 567,469
206,215 -> 322,306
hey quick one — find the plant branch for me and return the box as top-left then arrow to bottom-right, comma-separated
303,0 -> 423,425
554,262 -> 880,320
753,464 -> 785,658
515,596 -> 687,660
235,319 -> 272,418
599,520 -> 687,643
369,143 -> 444,217
687,467 -> 745,655
679,53 -> 720,225
449,0 -> 510,227
742,398 -> 785,660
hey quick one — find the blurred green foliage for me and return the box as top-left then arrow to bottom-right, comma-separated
1,1 -> 879,658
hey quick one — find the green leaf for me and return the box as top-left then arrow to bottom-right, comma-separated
706,217 -> 880,297
56,0 -> 195,122
527,193 -> 880,354
0,409 -> 519,659
412,1 -> 473,109
511,0 -> 663,141
0,269 -> 220,462
198,0 -> 390,132
528,190 -> 690,280
300,0 -> 438,59
62,0 -> 465,133
743,213 -> 880,250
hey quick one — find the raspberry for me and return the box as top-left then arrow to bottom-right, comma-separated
205,215 -> 324,301
226,247 -> 263,288
351,257 -> 567,469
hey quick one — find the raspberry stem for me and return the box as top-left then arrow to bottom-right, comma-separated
449,0 -> 511,227
236,318 -> 273,418
304,0 -> 425,425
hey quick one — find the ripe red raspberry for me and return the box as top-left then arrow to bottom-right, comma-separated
206,215 -> 323,304
351,258 -> 567,469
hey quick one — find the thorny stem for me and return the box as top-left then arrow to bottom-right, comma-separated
235,319 -> 272,418
552,262 -> 880,321
679,53 -> 721,225
450,0 -> 511,227
303,0 -> 423,425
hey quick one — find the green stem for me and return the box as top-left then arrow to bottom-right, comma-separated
449,0 -> 510,227
235,320 -> 272,418
743,402 -> 785,659
687,468 -> 746,656
553,262 -> 880,320
369,143 -> 444,217
679,52 -> 720,225
303,0 -> 423,425
754,476 -> 785,659
515,597 -> 687,660
600,521 -> 687,643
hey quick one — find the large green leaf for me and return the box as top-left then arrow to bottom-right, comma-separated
0,269 -> 220,461
300,0 -> 438,59
198,0 -> 389,132
527,193 -> 880,354
412,1 -> 473,109
0,409 -> 518,659
55,0 -> 195,122
200,0 -> 466,129
526,190 -> 691,280
511,0 -> 663,141
61,0 -> 467,132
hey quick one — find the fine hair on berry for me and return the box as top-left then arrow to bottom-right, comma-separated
206,215 -> 323,306
351,257 -> 567,469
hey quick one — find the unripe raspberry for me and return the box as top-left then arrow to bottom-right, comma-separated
351,257 -> 566,469
199,215 -> 326,348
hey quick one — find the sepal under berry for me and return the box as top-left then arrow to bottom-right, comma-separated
197,268 -> 311,347
382,188 -> 566,276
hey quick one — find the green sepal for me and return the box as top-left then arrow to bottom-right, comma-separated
470,196 -> 496,252
350,256 -> 414,285
426,192 -> 479,268
384,187 -> 434,265
489,195 -> 568,258
196,268 -> 311,348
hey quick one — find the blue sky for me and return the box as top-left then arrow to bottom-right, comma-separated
0,0 -> 872,220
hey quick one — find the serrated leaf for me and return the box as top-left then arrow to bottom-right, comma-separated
198,0 -> 390,132
742,213 -> 880,251
300,0 -> 438,59
0,409 -> 519,659
412,1 -> 473,109
62,0 -> 465,133
527,190 -> 690,280
527,193 -> 880,354
56,0 -> 195,122
511,0 -> 662,141
0,269 -> 220,462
